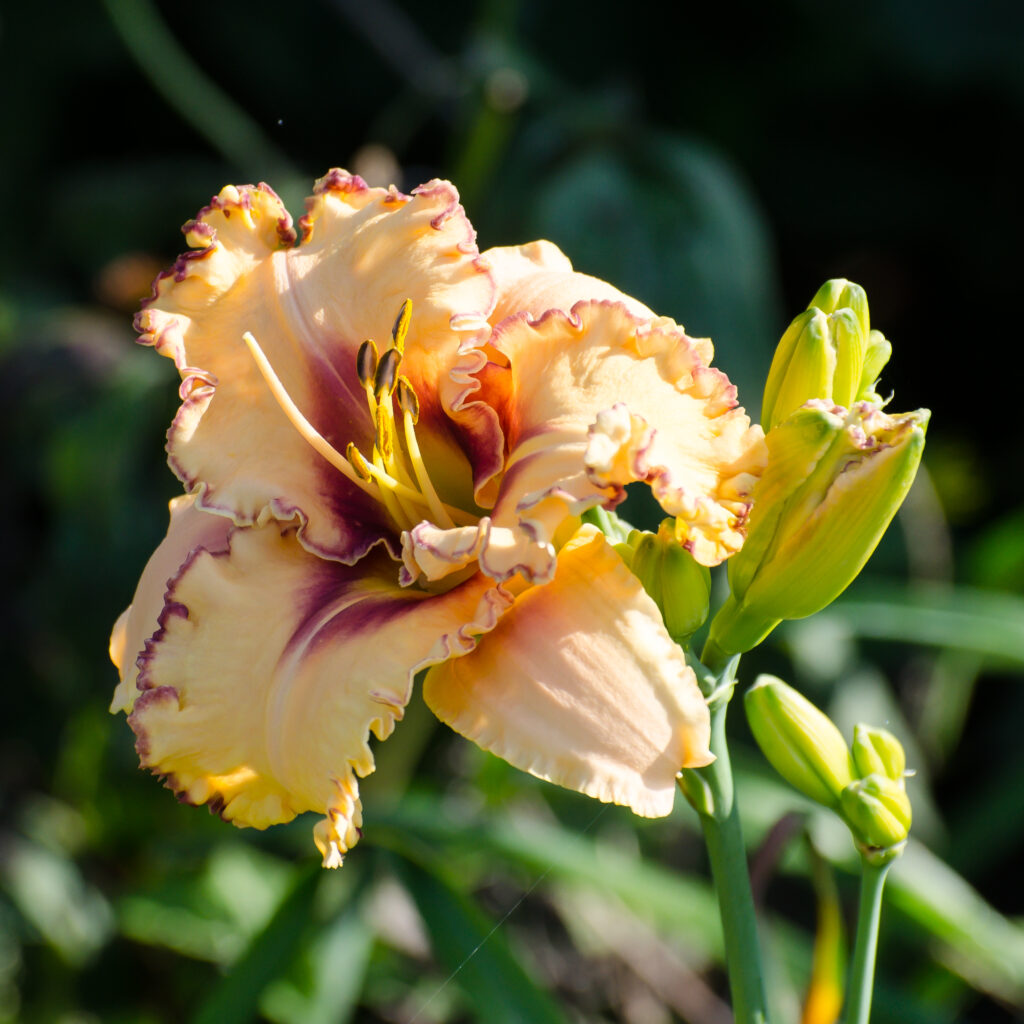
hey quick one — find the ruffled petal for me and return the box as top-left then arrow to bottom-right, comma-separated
423,525 -> 712,817
484,241 -> 655,323
138,173 -> 496,561
468,301 -> 765,579
110,495 -> 231,714
126,521 -> 507,866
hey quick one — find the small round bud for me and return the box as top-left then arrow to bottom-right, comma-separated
744,675 -> 854,810
840,773 -> 912,849
851,724 -> 906,783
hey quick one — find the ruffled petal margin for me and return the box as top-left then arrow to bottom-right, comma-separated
138,172 -> 496,562
110,495 -> 231,715
483,240 -> 656,325
123,521 -> 508,867
423,525 -> 712,817
456,300 -> 766,584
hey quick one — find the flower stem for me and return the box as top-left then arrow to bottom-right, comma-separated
681,656 -> 770,1024
842,857 -> 891,1024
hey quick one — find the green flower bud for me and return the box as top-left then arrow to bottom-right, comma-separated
840,773 -> 912,849
851,724 -> 906,783
744,675 -> 854,810
858,330 -> 892,405
761,279 -> 892,431
624,521 -> 712,644
706,400 -> 928,657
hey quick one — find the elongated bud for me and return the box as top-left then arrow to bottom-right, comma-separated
744,675 -> 854,810
859,330 -> 892,404
761,279 -> 891,431
840,773 -> 912,849
851,724 -> 906,783
707,400 -> 928,657
808,278 -> 870,332
626,520 -> 711,644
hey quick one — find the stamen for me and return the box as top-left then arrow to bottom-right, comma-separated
243,327 -> 476,533
356,340 -> 378,389
242,332 -> 377,498
374,348 -> 401,400
396,377 -> 419,422
345,443 -> 372,481
392,299 -> 412,354
375,405 -> 396,464
397,374 -> 455,529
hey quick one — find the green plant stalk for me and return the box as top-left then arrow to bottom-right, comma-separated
681,653 -> 770,1024
102,0 -> 295,179
842,858 -> 891,1024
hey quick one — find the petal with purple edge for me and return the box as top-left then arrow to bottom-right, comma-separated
128,520 -> 504,866
484,241 -> 655,324
422,525 -> 712,818
110,494 -> 232,714
139,173 -> 496,562
476,301 -> 765,576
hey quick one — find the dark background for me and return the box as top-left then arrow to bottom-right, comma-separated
2,2 -> 1023,1022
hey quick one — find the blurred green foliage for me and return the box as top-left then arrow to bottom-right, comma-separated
2,1 -> 1023,1022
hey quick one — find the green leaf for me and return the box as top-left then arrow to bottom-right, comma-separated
823,584 -> 1024,666
191,863 -> 321,1024
394,851 -> 569,1024
260,899 -> 373,1024
374,798 -> 722,956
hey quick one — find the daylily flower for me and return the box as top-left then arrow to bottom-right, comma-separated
110,171 -> 765,866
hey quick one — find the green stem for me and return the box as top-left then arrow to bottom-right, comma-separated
842,858 -> 890,1024
681,656 -> 769,1024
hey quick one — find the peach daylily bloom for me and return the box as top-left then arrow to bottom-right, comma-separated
110,171 -> 765,866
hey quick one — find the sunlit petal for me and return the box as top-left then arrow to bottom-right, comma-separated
138,174 -> 495,560
127,521 -> 506,865
475,301 -> 765,578
484,240 -> 656,323
110,495 -> 231,714
423,526 -> 712,817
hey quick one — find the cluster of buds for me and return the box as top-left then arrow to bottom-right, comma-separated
703,280 -> 928,662
745,675 -> 912,859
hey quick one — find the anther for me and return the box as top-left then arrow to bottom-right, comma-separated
374,348 -> 401,400
396,377 -> 419,423
392,299 -> 412,353
356,340 -> 379,389
346,443 -> 372,481
375,407 -> 394,462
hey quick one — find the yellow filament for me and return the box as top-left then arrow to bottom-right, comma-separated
401,407 -> 456,528
243,329 -> 475,532
242,332 -> 378,499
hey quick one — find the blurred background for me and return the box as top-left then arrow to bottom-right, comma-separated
2,1 -> 1023,1022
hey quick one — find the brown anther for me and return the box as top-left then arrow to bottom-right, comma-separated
356,339 -> 379,389
396,377 -> 420,423
374,348 -> 401,399
346,443 -> 372,480
392,299 -> 413,353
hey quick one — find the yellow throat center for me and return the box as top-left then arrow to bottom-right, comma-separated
243,299 -> 474,533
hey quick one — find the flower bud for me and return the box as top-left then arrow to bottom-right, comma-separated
851,724 -> 906,783
706,400 -> 928,657
621,521 -> 711,644
840,773 -> 912,849
744,675 -> 854,810
761,279 -> 892,431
